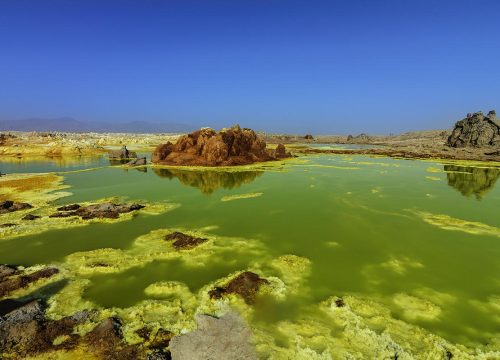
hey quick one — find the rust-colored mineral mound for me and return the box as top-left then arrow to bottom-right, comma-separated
152,125 -> 292,166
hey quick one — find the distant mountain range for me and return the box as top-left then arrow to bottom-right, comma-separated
0,117 -> 195,133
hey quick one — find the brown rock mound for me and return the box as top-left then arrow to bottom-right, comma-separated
0,266 -> 59,298
447,110 -> 500,148
0,299 -> 140,360
164,231 -> 208,249
49,202 -> 145,220
0,200 -> 33,214
208,271 -> 269,304
152,125 -> 292,166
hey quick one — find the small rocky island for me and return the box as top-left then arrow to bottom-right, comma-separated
152,125 -> 292,166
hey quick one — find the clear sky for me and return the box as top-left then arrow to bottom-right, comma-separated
0,0 -> 499,134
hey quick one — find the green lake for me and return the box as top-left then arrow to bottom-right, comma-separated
1,153 -> 499,353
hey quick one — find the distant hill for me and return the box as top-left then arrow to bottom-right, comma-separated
0,117 -> 194,133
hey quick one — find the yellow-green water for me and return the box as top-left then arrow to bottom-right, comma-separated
1,153 -> 499,352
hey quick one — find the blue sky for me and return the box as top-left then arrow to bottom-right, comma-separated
0,0 -> 499,134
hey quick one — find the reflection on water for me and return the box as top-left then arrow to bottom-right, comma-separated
108,158 -> 130,166
0,155 -> 107,173
445,165 -> 500,199
152,168 -> 263,194
108,159 -> 148,173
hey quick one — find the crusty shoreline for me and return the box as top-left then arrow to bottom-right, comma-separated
296,146 -> 500,163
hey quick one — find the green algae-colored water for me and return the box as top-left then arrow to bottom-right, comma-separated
1,153 -> 500,351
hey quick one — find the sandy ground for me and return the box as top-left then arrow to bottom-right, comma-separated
1,129 -> 499,163
265,130 -> 500,162
0,132 -> 180,158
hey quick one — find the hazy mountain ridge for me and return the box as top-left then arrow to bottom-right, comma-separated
0,117 -> 194,133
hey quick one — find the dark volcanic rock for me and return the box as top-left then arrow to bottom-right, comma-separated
109,145 -> 138,159
0,200 -> 33,214
148,351 -> 172,360
304,134 -> 314,140
335,298 -> 345,307
0,299 -> 46,355
447,111 -> 500,148
57,204 -> 81,211
0,223 -> 16,228
149,328 -> 173,351
49,211 -> 79,218
85,317 -> 141,360
208,271 -> 269,304
22,214 -> 41,221
0,265 -> 17,280
0,296 -> 143,359
76,203 -> 145,220
50,202 -> 145,220
152,125 -> 292,166
85,317 -> 123,349
0,299 -> 93,357
0,267 -> 59,298
165,231 -> 207,249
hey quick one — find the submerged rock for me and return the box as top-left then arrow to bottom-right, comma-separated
447,111 -> 500,147
151,125 -> 292,166
165,231 -> 208,249
169,312 -> 257,360
0,200 -> 33,214
208,271 -> 269,304
127,157 -> 147,166
0,266 -> 59,298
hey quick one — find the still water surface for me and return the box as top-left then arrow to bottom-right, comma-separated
1,153 -> 499,348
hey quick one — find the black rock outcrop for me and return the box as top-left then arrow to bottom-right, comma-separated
109,146 -> 137,160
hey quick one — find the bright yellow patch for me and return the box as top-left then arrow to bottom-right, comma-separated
221,192 -> 263,202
